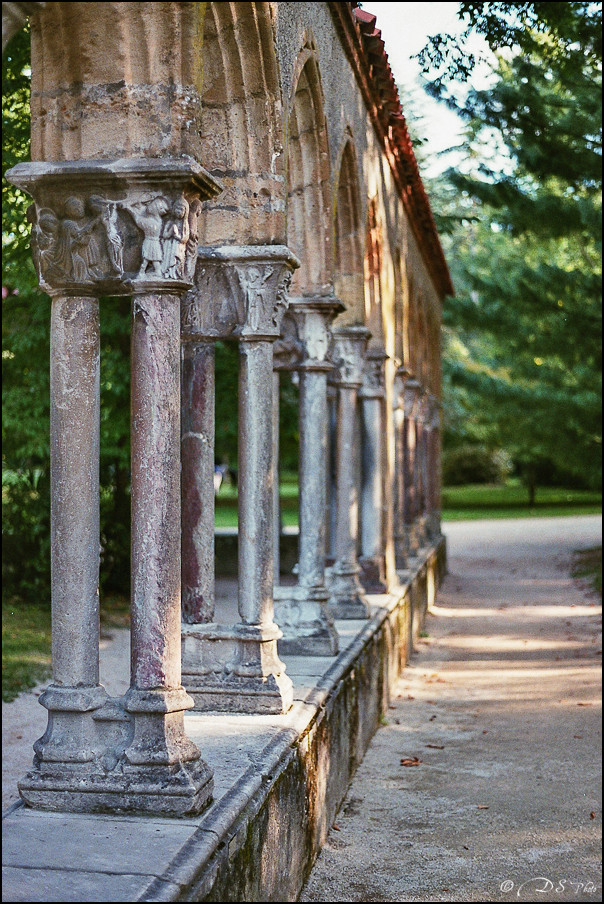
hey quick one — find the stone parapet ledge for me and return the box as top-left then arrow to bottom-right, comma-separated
2,540 -> 447,902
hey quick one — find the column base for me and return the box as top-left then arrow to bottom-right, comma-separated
326,564 -> 371,619
19,758 -> 213,818
19,685 -> 213,817
358,555 -> 388,594
273,585 -> 339,656
182,623 -> 294,714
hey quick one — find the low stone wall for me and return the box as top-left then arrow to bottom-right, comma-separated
145,538 -> 446,902
2,538 -> 446,904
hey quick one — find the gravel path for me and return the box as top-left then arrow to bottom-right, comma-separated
301,516 -> 602,903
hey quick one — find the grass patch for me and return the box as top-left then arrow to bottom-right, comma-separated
442,482 -> 601,521
2,593 -> 131,702
571,546 -> 602,599
2,601 -> 52,702
215,479 -> 299,529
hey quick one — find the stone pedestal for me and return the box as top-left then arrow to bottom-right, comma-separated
273,297 -> 343,655
180,245 -> 299,713
8,157 -> 220,816
358,346 -> 388,592
327,326 -> 371,619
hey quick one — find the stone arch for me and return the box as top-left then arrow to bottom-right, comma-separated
199,1 -> 285,244
364,198 -> 384,342
286,42 -> 331,294
333,136 -> 364,319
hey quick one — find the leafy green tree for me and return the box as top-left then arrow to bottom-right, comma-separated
418,2 -> 602,499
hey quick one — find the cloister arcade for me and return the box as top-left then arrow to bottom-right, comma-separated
3,2 -> 451,896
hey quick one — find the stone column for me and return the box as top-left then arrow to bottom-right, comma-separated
393,365 -> 410,572
181,339 -> 215,624
180,245 -> 299,713
358,346 -> 388,592
425,395 -> 442,540
8,157 -> 221,816
327,325 -> 371,619
272,311 -> 304,585
415,390 -> 429,550
402,377 -> 421,559
274,297 -> 344,654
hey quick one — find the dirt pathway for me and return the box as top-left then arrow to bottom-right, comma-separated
300,516 -> 602,903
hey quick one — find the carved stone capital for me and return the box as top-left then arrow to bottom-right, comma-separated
360,345 -> 388,399
181,244 -> 300,342
392,364 -> 411,409
402,377 -> 422,418
288,295 -> 345,372
6,157 -> 222,297
273,310 -> 304,371
329,325 -> 371,387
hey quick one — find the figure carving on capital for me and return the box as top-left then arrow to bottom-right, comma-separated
28,195 -> 127,287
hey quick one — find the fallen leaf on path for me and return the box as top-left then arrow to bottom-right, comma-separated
427,700 -> 436,705
482,730 -> 488,734
477,805 -> 489,810
426,744 -> 445,749
400,757 -> 422,767
574,735 -> 583,739
429,715 -> 437,721
407,695 -> 415,700
577,702 -> 593,706
590,812 -> 595,819
332,824 -> 341,831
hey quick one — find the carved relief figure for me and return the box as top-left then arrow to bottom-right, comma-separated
57,197 -> 99,282
88,194 -> 124,277
273,271 -> 291,328
162,196 -> 190,280
121,195 -> 170,279
184,198 -> 202,281
244,265 -> 273,331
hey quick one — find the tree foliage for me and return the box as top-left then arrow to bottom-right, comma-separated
418,2 -> 602,497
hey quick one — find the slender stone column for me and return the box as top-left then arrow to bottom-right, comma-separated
358,346 -> 388,592
181,339 -> 215,624
402,377 -> 421,559
272,313 -> 304,584
180,245 -> 299,713
416,391 -> 429,549
8,157 -> 221,816
425,395 -> 442,540
393,365 -> 410,571
274,297 -> 343,654
327,326 -> 371,619
272,371 -> 281,582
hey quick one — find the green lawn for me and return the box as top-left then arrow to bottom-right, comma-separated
441,481 -> 601,521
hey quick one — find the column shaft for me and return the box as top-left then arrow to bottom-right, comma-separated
335,385 -> 358,571
130,292 -> 182,690
298,369 -> 328,588
238,340 -> 274,626
181,340 -> 215,624
273,371 -> 281,583
360,395 -> 383,560
50,295 -> 101,687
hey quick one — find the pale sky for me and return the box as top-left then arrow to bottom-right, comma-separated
362,2 -> 495,176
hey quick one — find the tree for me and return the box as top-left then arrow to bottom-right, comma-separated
417,2 -> 602,498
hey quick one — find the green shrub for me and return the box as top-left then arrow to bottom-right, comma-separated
443,445 -> 513,486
